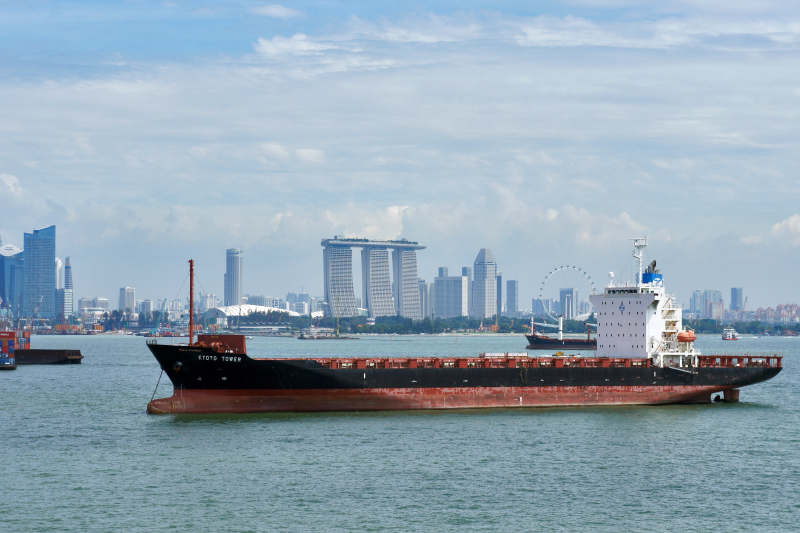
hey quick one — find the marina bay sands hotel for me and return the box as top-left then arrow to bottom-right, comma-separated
322,237 -> 426,319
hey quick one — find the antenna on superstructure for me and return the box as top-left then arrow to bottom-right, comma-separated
631,237 -> 648,285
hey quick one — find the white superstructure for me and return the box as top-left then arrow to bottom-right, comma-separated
589,238 -> 699,368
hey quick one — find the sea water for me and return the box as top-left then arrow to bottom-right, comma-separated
1,334 -> 798,532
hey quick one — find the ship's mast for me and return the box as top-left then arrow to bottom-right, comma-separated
189,259 -> 194,346
631,238 -> 647,286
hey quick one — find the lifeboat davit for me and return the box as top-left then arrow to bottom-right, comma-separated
677,330 -> 697,343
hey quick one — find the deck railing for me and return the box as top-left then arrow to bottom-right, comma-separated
697,355 -> 782,368
311,354 -> 653,370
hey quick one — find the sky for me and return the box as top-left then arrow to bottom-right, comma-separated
1,0 -> 800,311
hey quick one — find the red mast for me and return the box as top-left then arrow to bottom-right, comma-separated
189,259 -> 194,346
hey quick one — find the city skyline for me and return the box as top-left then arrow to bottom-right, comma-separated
3,224 -> 798,320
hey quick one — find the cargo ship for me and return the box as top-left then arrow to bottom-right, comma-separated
146,242 -> 782,414
525,320 -> 597,350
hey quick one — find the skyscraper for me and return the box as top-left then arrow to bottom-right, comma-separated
323,244 -> 358,318
559,288 -> 577,319
496,272 -> 503,318
731,287 -> 744,312
433,272 -> 469,318
224,248 -> 243,307
60,256 -> 73,318
55,257 -> 63,289
119,287 -> 135,313
23,225 -> 56,318
462,266 -> 472,317
0,243 -> 24,317
361,247 -> 395,318
64,257 -> 72,291
392,248 -> 421,320
506,280 -> 519,317
690,290 -> 702,314
471,248 -> 497,319
418,279 -> 429,318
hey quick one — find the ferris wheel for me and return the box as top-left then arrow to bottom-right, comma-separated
539,266 -> 596,322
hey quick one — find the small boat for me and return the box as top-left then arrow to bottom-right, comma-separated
722,327 -> 739,341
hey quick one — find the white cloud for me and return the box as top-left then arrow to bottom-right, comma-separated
0,173 -> 21,195
254,34 -> 338,56
325,204 -> 410,240
740,235 -> 763,245
295,148 -> 324,164
347,13 -> 483,44
250,5 -> 301,19
771,214 -> 800,245
261,142 -> 292,160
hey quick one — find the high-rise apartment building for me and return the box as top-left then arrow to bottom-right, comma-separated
0,243 -> 24,317
224,248 -> 243,307
433,273 -> 469,318
119,287 -> 135,313
471,249 -> 497,319
23,225 -> 56,318
506,280 -> 519,317
731,287 -> 744,312
362,247 -> 395,318
392,248 -> 421,320
93,297 -> 109,311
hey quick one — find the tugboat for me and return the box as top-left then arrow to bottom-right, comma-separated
722,327 -> 739,341
145,242 -> 782,414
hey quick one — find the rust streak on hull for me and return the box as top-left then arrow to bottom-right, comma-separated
147,385 -> 730,414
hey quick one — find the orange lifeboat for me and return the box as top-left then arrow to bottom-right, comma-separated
677,330 -> 697,343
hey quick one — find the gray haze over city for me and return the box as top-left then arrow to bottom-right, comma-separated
1,1 -> 799,310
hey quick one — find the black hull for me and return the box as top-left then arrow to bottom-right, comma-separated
147,343 -> 779,395
15,349 -> 83,364
525,334 -> 597,350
